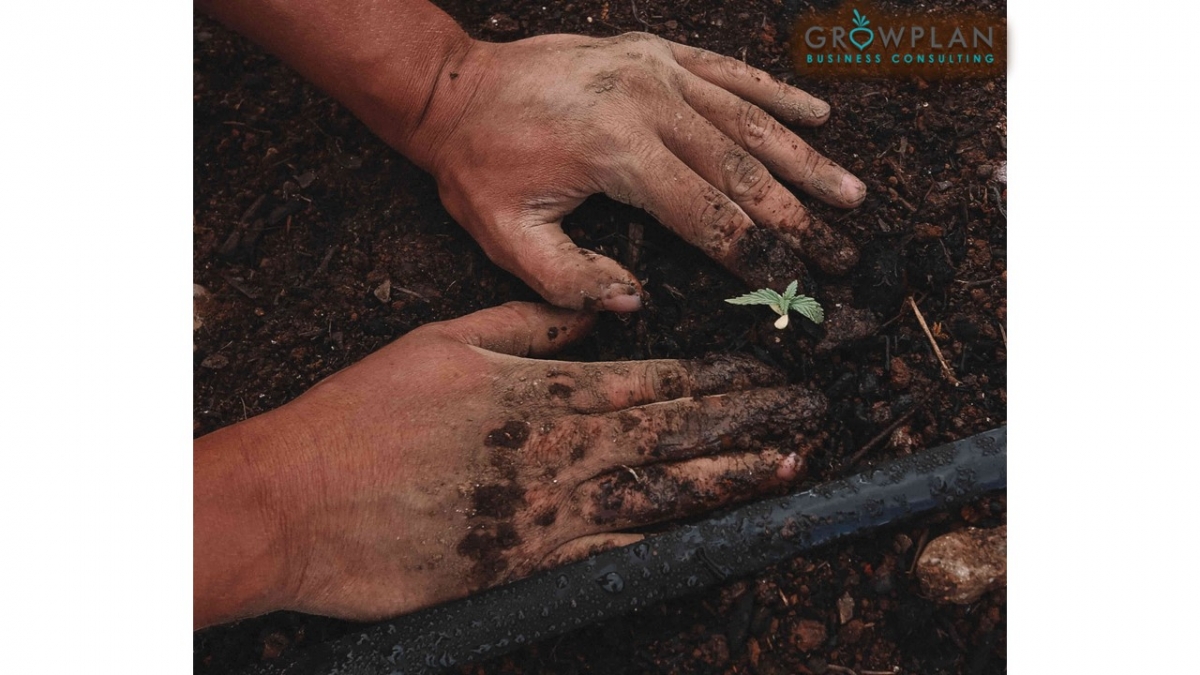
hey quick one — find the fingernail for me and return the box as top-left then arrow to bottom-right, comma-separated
811,99 -> 831,119
776,452 -> 802,481
840,174 -> 866,205
601,283 -> 642,312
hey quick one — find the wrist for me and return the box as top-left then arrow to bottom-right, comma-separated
193,410 -> 308,628
349,31 -> 483,170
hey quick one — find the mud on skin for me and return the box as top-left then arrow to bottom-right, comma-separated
455,381 -> 828,590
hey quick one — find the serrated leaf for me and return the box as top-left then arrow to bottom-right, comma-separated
782,280 -> 798,305
725,289 -> 784,307
788,296 -> 825,324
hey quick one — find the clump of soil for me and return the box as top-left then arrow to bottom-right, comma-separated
194,0 -> 1006,672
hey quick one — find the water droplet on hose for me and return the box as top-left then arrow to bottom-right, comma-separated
596,571 -> 625,593
632,542 -> 649,560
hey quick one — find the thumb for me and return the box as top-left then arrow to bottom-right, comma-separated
425,301 -> 596,358
483,218 -> 644,312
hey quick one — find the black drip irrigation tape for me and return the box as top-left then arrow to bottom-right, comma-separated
240,426 -> 1006,675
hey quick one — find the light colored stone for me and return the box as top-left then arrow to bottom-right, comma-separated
917,525 -> 1006,604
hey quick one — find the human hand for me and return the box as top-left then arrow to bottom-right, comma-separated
194,303 -> 827,624
390,32 -> 866,311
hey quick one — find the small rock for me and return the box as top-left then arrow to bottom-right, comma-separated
917,525 -> 1007,604
837,592 -> 855,624
295,171 -> 316,189
193,284 -> 210,332
201,353 -> 229,370
485,13 -> 519,34
993,161 -> 1007,185
888,425 -> 919,453
976,164 -> 994,179
893,533 -> 913,555
790,619 -> 827,652
889,357 -> 912,390
665,19 -> 678,29
936,180 -> 954,192
913,223 -> 944,241
374,278 -> 392,303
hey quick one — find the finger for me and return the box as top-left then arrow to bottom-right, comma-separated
533,354 -> 785,414
571,449 -> 804,530
667,43 -> 830,127
566,385 -> 827,471
483,217 -> 643,312
421,301 -> 595,357
613,147 -> 821,287
681,76 -> 866,209
659,109 -> 815,233
536,533 -> 645,571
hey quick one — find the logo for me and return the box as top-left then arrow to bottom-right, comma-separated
791,4 -> 1006,79
849,10 -> 874,51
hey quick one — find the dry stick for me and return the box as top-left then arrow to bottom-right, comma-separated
907,296 -> 960,386
997,321 -> 1007,346
846,391 -> 932,468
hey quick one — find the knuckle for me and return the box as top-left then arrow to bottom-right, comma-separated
689,185 -> 748,242
644,361 -> 689,400
718,55 -> 750,81
722,147 -> 769,202
738,102 -> 773,150
798,147 -> 824,181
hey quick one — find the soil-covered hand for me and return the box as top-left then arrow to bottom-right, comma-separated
194,303 -> 827,625
391,32 -> 866,311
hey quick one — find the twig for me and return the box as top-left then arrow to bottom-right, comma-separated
846,391 -> 931,467
907,296 -> 960,386
826,666 -> 858,675
861,670 -> 900,675
908,528 -> 929,574
991,185 -> 1006,219
392,286 -> 427,300
955,276 -> 1003,289
997,321 -> 1007,346
630,0 -> 651,28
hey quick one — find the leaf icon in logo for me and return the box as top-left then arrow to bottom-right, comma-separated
849,9 -> 874,51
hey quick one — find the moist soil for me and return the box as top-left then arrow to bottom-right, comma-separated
194,1 -> 1007,673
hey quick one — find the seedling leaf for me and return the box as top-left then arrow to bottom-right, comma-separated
725,288 -> 785,308
790,296 -> 825,324
725,280 -> 825,329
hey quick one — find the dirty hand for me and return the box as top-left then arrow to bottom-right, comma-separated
391,32 -> 866,311
193,302 -> 827,626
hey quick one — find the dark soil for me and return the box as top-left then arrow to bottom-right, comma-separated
194,0 -> 1007,673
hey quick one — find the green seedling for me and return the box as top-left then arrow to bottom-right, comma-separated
725,280 -> 824,329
